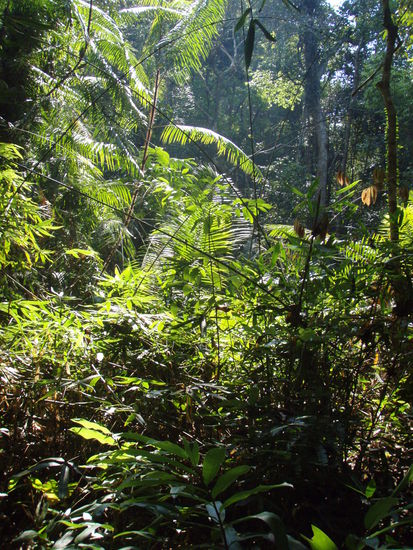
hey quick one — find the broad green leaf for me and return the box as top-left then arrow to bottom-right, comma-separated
202,447 -> 226,486
212,465 -> 250,498
183,439 -> 200,467
301,525 -> 337,550
223,483 -> 292,508
122,433 -> 187,459
364,497 -> 398,530
153,440 -> 187,459
72,419 -> 112,435
70,427 -> 115,446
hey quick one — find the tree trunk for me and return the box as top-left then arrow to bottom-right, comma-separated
377,0 -> 412,317
342,41 -> 362,178
302,0 -> 328,205
376,0 -> 398,243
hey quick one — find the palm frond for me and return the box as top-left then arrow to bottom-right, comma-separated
119,6 -> 185,19
161,124 -> 262,181
379,198 -> 413,248
267,224 -> 305,239
161,0 -> 226,79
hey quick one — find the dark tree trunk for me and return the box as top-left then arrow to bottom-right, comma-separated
377,0 -> 412,317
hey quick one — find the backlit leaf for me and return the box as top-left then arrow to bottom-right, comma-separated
361,185 -> 378,206
70,427 -> 116,446
301,525 -> 337,550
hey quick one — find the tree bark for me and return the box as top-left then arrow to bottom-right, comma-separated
302,0 -> 328,205
376,0 -> 398,244
342,41 -> 362,178
377,0 -> 413,317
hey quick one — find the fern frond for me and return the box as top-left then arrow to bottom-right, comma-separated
267,224 -> 306,239
161,124 -> 262,181
161,0 -> 226,79
73,0 -> 151,106
119,6 -> 185,19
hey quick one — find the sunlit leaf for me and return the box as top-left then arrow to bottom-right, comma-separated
301,525 -> 337,550
70,427 -> 116,446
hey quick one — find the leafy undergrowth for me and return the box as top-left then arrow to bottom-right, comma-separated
0,144 -> 412,548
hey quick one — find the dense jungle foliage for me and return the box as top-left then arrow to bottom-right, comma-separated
0,0 -> 412,548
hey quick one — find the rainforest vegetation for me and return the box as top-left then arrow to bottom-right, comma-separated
0,0 -> 412,548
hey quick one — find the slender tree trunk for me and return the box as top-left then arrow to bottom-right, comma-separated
302,0 -> 328,205
377,0 -> 412,317
376,0 -> 398,243
342,41 -> 362,178
315,97 -> 328,205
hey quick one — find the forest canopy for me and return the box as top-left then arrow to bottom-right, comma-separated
0,0 -> 412,548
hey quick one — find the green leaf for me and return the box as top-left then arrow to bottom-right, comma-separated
301,525 -> 337,550
72,419 -> 112,435
255,20 -> 276,42
206,501 -> 225,523
58,464 -> 70,499
365,479 -> 376,499
391,464 -> 413,497
154,440 -> 187,460
245,19 -> 256,69
202,447 -> 226,486
13,530 -> 39,542
233,512 -> 288,550
122,433 -> 188,460
223,483 -> 292,508
282,0 -> 300,11
65,248 -> 97,258
211,465 -> 250,498
70,427 -> 116,446
183,439 -> 200,467
364,497 -> 398,530
235,7 -> 251,32
161,124 -> 262,181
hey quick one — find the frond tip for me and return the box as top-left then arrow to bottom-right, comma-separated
161,124 -> 262,181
